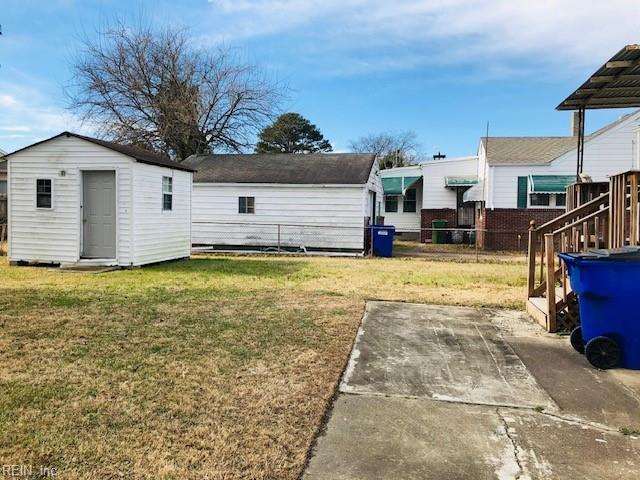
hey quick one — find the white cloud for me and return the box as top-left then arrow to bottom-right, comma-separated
204,0 -> 640,74
0,81 -> 90,152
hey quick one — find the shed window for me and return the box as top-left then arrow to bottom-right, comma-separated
403,188 -> 417,213
239,196 -> 255,214
0,180 -> 6,195
162,176 -> 173,211
36,179 -> 52,208
384,195 -> 398,213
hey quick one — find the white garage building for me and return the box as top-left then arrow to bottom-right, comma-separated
6,132 -> 194,267
185,153 -> 381,253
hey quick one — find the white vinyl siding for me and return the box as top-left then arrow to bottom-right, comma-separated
485,111 -> 640,209
8,135 -> 133,265
192,184 -> 368,250
131,163 -> 192,266
380,165 -> 422,232
421,157 -> 478,209
8,135 -> 192,266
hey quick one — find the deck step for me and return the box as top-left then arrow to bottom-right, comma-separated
526,297 -> 549,331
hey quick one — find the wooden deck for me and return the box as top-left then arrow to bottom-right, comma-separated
524,172 -> 640,332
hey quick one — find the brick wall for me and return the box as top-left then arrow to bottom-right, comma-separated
420,209 -> 457,242
479,207 -> 562,250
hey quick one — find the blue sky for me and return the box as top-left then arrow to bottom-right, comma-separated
1,0 -> 639,157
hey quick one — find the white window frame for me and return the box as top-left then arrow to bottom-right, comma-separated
35,178 -> 54,210
403,188 -> 418,213
239,196 -> 255,214
162,176 -> 173,212
384,195 -> 399,213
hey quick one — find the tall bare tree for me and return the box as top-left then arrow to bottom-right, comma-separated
349,131 -> 421,169
67,21 -> 283,160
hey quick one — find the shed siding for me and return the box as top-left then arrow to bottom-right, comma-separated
192,184 -> 367,250
8,136 -> 133,264
131,163 -> 192,265
422,157 -> 478,209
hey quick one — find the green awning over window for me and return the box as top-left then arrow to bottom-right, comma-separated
444,176 -> 478,187
529,175 -> 576,193
382,176 -> 421,195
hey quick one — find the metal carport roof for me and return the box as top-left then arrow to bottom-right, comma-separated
558,45 -> 640,111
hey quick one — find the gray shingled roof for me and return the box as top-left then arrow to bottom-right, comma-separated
6,132 -> 195,173
184,153 -> 376,184
481,137 -> 578,165
481,110 -> 640,166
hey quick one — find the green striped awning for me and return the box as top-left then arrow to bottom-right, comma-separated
444,176 -> 478,187
529,175 -> 576,193
382,176 -> 421,195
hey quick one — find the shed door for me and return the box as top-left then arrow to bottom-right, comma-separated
82,171 -> 116,259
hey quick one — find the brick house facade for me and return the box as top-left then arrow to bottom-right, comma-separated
475,206 -> 561,250
420,206 -> 562,250
420,208 -> 457,242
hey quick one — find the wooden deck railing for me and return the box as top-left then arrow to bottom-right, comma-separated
527,171 -> 640,332
527,192 -> 610,331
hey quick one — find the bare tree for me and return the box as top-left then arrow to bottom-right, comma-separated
349,131 -> 421,169
67,21 -> 283,160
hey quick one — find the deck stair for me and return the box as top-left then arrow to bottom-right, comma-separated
527,171 -> 640,332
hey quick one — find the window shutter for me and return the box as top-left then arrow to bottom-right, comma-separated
517,176 -> 528,208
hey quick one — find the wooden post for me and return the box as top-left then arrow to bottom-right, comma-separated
545,233 -> 557,332
527,220 -> 537,297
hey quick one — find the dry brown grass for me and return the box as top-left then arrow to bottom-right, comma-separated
0,254 -> 526,479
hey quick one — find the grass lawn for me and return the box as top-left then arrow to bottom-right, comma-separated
0,253 -> 526,479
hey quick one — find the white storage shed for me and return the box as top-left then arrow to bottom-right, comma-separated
184,153 -> 381,253
6,132 -> 194,267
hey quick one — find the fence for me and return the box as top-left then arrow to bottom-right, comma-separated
190,221 -> 531,261
0,195 -> 6,224
192,220 -> 369,254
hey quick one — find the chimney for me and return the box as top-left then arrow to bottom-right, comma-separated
570,111 -> 581,137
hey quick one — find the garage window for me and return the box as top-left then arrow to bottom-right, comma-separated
239,196 -> 255,214
162,176 -> 173,211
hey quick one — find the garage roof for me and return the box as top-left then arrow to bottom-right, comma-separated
6,132 -> 195,173
558,44 -> 640,110
184,153 -> 376,184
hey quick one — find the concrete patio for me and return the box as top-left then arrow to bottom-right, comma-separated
304,302 -> 640,480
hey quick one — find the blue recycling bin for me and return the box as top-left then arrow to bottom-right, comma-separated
559,248 -> 640,370
371,225 -> 395,257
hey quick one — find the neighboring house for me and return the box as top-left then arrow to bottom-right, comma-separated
469,110 -> 640,249
185,153 -> 381,252
6,132 -> 194,267
380,111 -> 640,250
381,156 -> 478,240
